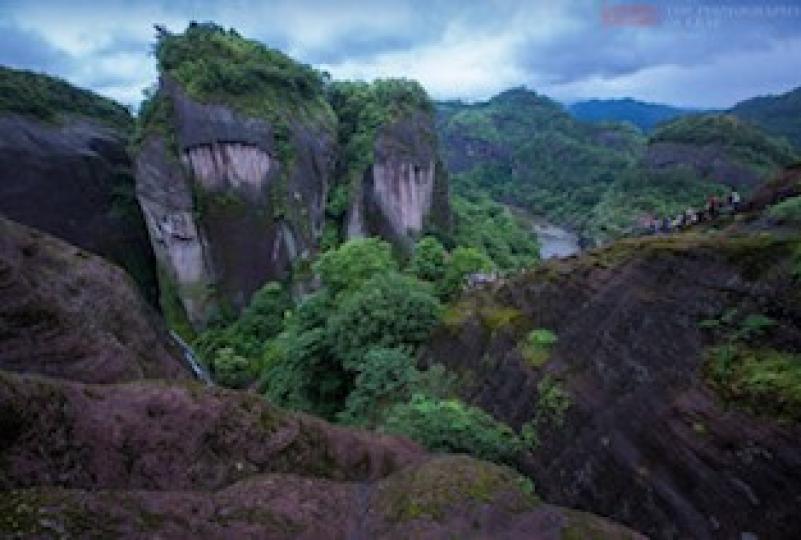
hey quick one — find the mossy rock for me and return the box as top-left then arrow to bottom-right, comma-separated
375,455 -> 539,523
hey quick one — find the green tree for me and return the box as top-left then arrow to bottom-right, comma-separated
410,236 -> 447,283
328,272 -> 441,369
194,281 -> 292,388
211,347 -> 251,388
439,246 -> 494,299
314,238 -> 397,294
337,347 -> 420,427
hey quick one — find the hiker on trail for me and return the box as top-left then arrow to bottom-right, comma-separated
730,189 -> 741,212
707,195 -> 719,219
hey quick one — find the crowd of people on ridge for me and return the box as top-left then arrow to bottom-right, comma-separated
645,188 -> 741,234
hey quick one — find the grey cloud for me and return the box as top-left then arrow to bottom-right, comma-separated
0,24 -> 74,74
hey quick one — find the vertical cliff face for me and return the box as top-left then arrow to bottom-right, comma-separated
136,79 -> 334,329
341,98 -> 451,250
0,68 -> 158,305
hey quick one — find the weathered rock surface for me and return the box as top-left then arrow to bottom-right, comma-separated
644,141 -> 764,189
348,112 -> 451,248
136,79 -> 334,328
0,370 -> 642,539
424,226 -> 801,539
0,216 -> 189,383
0,113 -> 158,304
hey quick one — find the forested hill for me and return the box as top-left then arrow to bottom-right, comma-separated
437,88 -> 798,243
567,97 -> 697,132
730,85 -> 801,149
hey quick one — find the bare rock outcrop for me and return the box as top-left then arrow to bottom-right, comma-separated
135,79 -> 334,328
0,370 -> 642,539
0,216 -> 189,383
423,219 -> 801,538
0,113 -> 158,304
347,112 -> 451,249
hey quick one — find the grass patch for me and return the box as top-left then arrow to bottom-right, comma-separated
479,306 -> 523,332
520,328 -> 557,367
705,345 -> 801,422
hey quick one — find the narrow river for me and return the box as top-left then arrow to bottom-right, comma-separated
530,218 -> 580,259
506,205 -> 581,260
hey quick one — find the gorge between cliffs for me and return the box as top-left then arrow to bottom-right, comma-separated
1,18 -> 800,540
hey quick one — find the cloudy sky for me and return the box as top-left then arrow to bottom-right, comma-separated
1,0 -> 800,109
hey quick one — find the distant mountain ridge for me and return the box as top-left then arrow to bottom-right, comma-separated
567,97 -> 699,132
437,88 -> 797,242
729,85 -> 801,149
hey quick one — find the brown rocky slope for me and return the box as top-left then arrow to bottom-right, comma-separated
0,371 -> 642,539
423,179 -> 801,539
0,216 -> 189,383
0,218 -> 640,538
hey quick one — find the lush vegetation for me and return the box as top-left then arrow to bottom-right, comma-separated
0,66 -> 131,129
193,281 -> 292,387
730,85 -> 801,149
153,22 -> 333,126
187,236 -> 536,467
449,195 -> 540,272
701,309 -> 801,422
438,88 -> 798,243
768,196 -> 801,224
382,394 -> 528,464
137,22 -> 336,158
259,239 -> 442,417
651,114 -> 797,172
437,88 -> 643,239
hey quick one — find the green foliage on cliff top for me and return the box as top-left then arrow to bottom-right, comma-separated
0,66 -> 132,130
150,22 -> 335,130
326,78 -> 433,221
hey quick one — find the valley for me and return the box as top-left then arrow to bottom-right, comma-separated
1,18 -> 800,540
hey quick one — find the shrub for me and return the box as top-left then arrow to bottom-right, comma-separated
768,196 -> 801,224
521,329 -> 558,367
211,347 -> 251,388
535,376 -> 572,427
0,66 -> 131,129
381,394 -> 526,464
193,281 -> 292,387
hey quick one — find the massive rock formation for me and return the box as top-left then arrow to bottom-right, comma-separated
422,187 -> 801,539
0,370 -> 642,539
136,77 -> 334,330
0,68 -> 158,304
0,216 -> 189,383
347,111 -> 451,248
